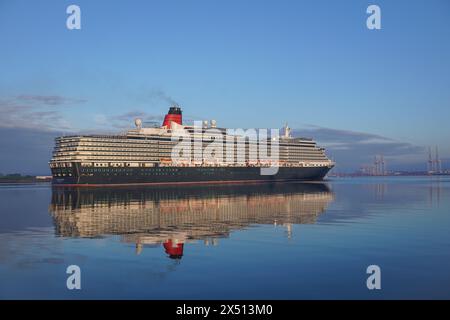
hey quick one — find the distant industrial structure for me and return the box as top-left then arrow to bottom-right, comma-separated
374,155 -> 386,176
358,155 -> 387,176
427,146 -> 442,174
329,146 -> 449,178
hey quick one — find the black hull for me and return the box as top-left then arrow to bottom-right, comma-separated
52,164 -> 333,186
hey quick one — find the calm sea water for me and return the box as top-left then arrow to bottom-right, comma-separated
0,176 -> 449,299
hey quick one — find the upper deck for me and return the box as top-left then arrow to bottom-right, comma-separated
50,106 -> 334,169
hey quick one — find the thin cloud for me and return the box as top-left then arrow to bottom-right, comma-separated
0,94 -> 85,131
15,95 -> 87,106
292,126 -> 427,171
294,126 -> 393,144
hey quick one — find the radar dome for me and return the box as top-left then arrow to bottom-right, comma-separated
135,118 -> 142,128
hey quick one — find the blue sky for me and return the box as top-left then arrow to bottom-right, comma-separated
0,0 -> 449,174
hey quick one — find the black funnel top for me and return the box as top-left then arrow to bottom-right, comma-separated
168,106 -> 182,115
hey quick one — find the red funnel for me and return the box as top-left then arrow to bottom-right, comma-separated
162,106 -> 182,129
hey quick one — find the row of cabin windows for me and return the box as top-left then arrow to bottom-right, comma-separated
56,140 -> 317,149
58,136 -> 316,142
53,150 -> 326,158
82,167 -> 179,172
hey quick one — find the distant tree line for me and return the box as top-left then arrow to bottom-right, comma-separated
0,173 -> 35,181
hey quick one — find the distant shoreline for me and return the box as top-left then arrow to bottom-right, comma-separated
0,175 -> 52,184
328,173 -> 450,178
0,180 -> 52,184
1,173 -> 449,185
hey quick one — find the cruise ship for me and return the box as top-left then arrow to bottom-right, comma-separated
50,106 -> 334,186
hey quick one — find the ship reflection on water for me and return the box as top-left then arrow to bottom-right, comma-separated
49,183 -> 334,259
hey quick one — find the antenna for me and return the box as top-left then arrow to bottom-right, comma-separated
284,123 -> 291,138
